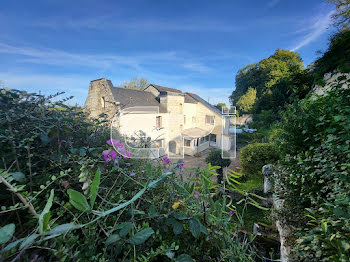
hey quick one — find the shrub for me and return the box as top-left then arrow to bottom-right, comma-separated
276,86 -> 350,261
240,143 -> 279,177
0,89 -> 263,261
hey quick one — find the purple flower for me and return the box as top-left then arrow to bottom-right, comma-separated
194,191 -> 199,198
163,157 -> 170,164
117,156 -> 122,160
130,172 -> 135,177
102,150 -> 117,162
177,161 -> 185,170
107,139 -> 120,147
124,152 -> 131,158
228,210 -> 233,215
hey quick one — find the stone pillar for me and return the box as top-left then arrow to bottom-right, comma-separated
262,164 -> 273,194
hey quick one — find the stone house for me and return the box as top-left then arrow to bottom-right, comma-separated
84,78 -> 232,157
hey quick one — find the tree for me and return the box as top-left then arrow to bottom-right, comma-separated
229,63 -> 260,105
312,30 -> 350,83
122,77 -> 149,90
205,149 -> 231,184
236,88 -> 256,113
230,49 -> 305,114
328,0 -> 350,29
215,103 -> 227,111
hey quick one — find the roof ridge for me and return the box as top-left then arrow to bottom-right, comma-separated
148,84 -> 182,93
112,86 -> 150,93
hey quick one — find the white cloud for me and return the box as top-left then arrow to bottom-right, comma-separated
0,42 -> 215,75
32,16 -> 241,33
267,0 -> 280,9
291,10 -> 335,51
182,62 -> 212,73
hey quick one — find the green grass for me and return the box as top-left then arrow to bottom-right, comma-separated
237,176 -> 264,191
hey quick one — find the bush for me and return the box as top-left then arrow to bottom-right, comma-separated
0,89 -> 263,261
276,86 -> 350,261
240,143 -> 279,177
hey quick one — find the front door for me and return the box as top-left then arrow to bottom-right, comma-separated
169,140 -> 176,154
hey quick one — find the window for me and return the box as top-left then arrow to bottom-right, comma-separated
101,97 -> 105,108
184,139 -> 191,147
156,116 -> 162,128
200,135 -> 210,145
184,115 -> 186,125
210,134 -> 217,143
205,115 -> 214,125
179,103 -> 183,113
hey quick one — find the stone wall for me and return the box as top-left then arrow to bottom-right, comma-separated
84,78 -> 119,119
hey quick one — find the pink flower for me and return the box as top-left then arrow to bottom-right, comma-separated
163,157 -> 170,164
102,150 -> 117,162
130,172 -> 135,177
228,210 -> 233,215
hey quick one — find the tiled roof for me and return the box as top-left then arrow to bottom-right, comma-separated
110,87 -> 167,113
185,92 -> 222,115
148,84 -> 182,94
184,93 -> 197,104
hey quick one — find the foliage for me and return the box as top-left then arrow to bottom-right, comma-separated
121,76 -> 149,90
313,30 -> 350,84
230,49 -> 306,114
0,89 -> 266,261
328,0 -> 350,29
214,102 -> 227,112
236,87 -> 256,113
275,85 -> 350,261
240,143 -> 279,178
205,149 -> 231,184
253,109 -> 276,127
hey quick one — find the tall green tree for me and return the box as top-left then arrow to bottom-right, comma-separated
229,63 -> 260,105
236,88 -> 256,113
230,49 -> 305,114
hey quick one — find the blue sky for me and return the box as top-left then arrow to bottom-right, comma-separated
0,0 -> 336,106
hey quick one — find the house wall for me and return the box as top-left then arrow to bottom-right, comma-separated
183,103 -> 197,129
191,102 -> 229,151
85,79 -> 231,156
165,94 -> 185,155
